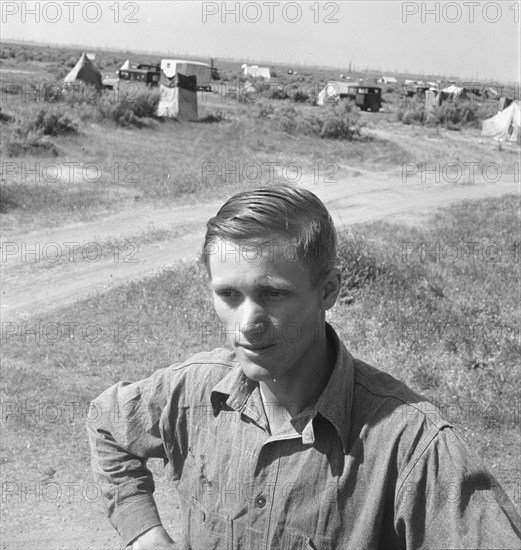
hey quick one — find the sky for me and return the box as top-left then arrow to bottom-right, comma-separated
2,1 -> 520,83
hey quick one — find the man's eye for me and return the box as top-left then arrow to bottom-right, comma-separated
217,290 -> 236,298
266,290 -> 287,298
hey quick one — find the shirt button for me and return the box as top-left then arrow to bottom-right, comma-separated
255,495 -> 266,508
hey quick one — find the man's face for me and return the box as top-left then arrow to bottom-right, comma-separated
208,236 -> 333,383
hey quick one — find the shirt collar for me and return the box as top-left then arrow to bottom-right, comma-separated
210,323 -> 355,453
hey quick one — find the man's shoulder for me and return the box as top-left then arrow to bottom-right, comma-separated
351,357 -> 450,431
169,347 -> 238,380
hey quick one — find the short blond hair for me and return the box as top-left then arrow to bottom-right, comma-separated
202,185 -> 337,285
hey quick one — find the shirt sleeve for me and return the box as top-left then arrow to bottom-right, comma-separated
395,426 -> 521,549
86,366 -> 176,547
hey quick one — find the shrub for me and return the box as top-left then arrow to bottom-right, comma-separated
275,104 -> 298,133
256,99 -> 275,118
32,108 -> 79,136
397,98 -> 500,129
97,90 -> 160,128
396,100 -> 430,125
0,108 -> 14,123
274,100 -> 363,140
4,124 -> 58,157
431,100 -> 497,129
319,102 -> 362,140
129,90 -> 160,118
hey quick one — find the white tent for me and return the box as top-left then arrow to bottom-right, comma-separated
317,81 -> 352,105
119,59 -> 130,71
157,72 -> 198,121
160,59 -> 211,87
442,85 -> 463,95
378,76 -> 397,84
482,101 -> 520,142
241,64 -> 271,79
63,52 -> 102,91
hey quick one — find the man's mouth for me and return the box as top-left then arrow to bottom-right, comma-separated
238,343 -> 275,352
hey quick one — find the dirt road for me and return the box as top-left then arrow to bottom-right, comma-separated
1,171 -> 519,322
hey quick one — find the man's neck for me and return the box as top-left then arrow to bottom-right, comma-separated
259,339 -> 336,419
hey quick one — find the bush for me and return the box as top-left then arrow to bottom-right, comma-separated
396,100 -> 431,125
0,108 -> 14,123
97,90 -> 160,128
4,124 -> 58,157
129,90 -> 160,118
431,100 -> 497,129
256,99 -> 275,118
319,102 -> 362,140
31,108 -> 79,136
274,100 -> 363,140
397,98 -> 500,129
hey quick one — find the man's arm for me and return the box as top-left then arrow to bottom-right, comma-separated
395,426 -> 521,549
86,366 -> 176,547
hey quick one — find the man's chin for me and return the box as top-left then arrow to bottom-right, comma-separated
237,357 -> 275,382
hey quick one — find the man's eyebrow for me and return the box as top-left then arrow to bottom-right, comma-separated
258,277 -> 296,291
210,278 -> 296,292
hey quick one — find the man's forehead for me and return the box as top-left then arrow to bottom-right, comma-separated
208,236 -> 297,262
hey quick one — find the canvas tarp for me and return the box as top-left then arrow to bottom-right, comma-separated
63,52 -> 102,91
160,59 -> 211,87
481,101 -> 520,142
157,73 -> 198,121
241,64 -> 271,79
378,76 -> 397,84
317,81 -> 352,105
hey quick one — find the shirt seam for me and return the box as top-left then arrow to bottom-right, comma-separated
354,375 -> 452,430
395,424 -> 447,496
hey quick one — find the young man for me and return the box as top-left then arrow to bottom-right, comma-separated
88,186 -> 521,549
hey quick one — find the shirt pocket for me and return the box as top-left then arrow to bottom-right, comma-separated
188,496 -> 233,550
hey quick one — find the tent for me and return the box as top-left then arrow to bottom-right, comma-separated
160,59 -> 211,88
119,59 -> 130,71
63,52 -> 102,91
481,101 -> 520,142
317,81 -> 352,105
156,72 -> 198,121
377,76 -> 397,84
241,64 -> 271,79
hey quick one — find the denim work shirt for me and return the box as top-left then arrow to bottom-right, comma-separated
87,325 -> 521,549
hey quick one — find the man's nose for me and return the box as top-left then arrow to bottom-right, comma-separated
240,299 -> 270,342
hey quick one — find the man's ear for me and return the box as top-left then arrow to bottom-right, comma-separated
321,267 -> 342,310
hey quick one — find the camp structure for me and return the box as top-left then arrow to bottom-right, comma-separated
156,71 -> 198,121
436,84 -> 469,105
377,76 -> 397,84
160,60 -> 212,90
317,81 -> 382,112
241,64 -> 271,80
63,52 -> 102,91
481,101 -> 520,142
